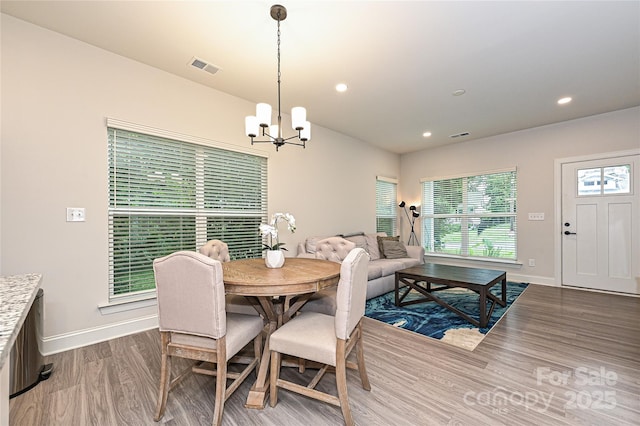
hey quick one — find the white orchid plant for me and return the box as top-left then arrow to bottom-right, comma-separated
259,212 -> 296,251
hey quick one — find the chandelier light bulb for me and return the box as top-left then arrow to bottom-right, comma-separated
256,103 -> 272,127
270,124 -> 279,139
291,107 -> 306,130
300,121 -> 311,142
245,116 -> 258,138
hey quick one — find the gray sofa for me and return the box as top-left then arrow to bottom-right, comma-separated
297,232 -> 424,299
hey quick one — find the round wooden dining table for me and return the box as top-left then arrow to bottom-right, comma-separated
222,257 -> 341,409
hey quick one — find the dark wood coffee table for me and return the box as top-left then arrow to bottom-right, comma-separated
395,263 -> 507,328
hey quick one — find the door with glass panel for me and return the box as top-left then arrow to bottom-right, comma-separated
561,154 -> 639,294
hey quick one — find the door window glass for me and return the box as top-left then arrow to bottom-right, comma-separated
603,165 -> 630,194
577,165 -> 630,196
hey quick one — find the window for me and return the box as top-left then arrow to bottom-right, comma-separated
577,165 -> 630,196
421,169 -> 517,260
108,121 -> 267,301
376,176 -> 398,236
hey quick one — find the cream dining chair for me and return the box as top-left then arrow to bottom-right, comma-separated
299,236 -> 356,316
199,239 -> 265,317
269,247 -> 371,426
153,251 -> 264,426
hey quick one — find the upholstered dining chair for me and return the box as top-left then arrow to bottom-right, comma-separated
269,248 -> 371,426
299,236 -> 356,316
199,239 -> 264,317
153,251 -> 264,426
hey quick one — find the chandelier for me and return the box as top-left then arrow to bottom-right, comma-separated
245,4 -> 311,151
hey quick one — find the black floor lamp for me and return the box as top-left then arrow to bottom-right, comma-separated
399,201 -> 420,245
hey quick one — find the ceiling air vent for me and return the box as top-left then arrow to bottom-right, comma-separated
189,57 -> 221,75
449,132 -> 470,139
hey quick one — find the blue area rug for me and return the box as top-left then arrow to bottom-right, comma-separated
365,282 -> 528,350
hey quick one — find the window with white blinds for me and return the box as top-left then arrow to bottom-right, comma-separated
108,125 -> 267,301
376,177 -> 398,236
421,169 -> 517,260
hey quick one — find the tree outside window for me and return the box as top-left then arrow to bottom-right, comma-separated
422,169 -> 517,260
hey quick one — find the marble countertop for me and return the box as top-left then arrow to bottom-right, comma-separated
0,274 -> 42,371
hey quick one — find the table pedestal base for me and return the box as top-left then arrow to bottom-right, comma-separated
245,384 -> 270,409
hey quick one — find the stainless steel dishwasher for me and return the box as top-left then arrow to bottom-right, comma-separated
9,288 -> 53,398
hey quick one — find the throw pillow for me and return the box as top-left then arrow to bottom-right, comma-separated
365,232 -> 386,260
377,235 -> 400,258
382,239 -> 408,259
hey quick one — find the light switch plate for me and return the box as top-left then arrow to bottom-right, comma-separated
66,207 -> 86,222
528,212 -> 545,221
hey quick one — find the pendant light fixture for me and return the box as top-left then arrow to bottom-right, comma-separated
245,4 -> 310,151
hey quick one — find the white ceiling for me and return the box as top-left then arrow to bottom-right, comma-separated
2,1 -> 639,154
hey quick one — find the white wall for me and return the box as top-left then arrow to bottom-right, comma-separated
399,106 -> 640,284
3,13 -> 638,354
0,15 -> 399,353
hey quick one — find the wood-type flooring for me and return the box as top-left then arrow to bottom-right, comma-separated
9,284 -> 640,425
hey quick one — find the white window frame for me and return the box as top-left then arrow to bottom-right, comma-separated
421,168 -> 517,261
376,176 -> 398,236
106,119 -> 268,303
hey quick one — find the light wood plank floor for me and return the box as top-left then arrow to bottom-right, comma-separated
9,284 -> 640,425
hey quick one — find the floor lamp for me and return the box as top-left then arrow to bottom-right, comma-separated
399,201 -> 420,245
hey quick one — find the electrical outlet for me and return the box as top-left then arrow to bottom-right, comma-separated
66,207 -> 86,222
528,213 -> 545,221
528,259 -> 536,267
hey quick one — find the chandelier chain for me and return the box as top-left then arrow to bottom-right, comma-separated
276,14 -> 282,130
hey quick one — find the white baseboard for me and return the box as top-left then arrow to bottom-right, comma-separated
41,314 -> 158,355
508,273 -> 557,287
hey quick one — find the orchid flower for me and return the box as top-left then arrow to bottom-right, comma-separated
260,212 -> 296,251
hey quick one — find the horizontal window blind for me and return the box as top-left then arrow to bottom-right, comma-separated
108,127 -> 267,300
421,169 -> 517,260
376,177 -> 397,236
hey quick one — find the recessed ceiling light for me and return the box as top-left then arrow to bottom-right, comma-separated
557,96 -> 572,105
336,83 -> 348,92
422,132 -> 432,138
452,89 -> 466,96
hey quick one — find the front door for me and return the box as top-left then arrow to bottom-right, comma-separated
561,154 -> 639,294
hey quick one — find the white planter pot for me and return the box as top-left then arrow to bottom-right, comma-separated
265,250 -> 285,268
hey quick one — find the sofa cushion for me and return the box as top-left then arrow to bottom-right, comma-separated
367,263 -> 383,280
365,232 -> 386,260
397,257 -> 422,269
382,239 -> 409,259
345,234 -> 368,252
374,258 -> 404,276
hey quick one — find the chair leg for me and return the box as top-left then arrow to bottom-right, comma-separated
154,332 -> 171,422
355,322 -> 371,391
336,340 -> 354,426
212,357 -> 227,426
211,336 -> 227,426
269,350 -> 281,407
